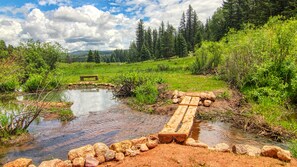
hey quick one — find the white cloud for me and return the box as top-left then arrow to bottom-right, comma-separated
38,0 -> 71,6
0,1 -> 222,51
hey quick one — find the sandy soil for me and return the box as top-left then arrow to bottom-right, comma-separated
100,143 -> 297,167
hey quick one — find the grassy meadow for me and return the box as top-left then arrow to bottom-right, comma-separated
58,56 -> 227,92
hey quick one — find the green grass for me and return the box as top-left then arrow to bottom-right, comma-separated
58,57 -> 227,92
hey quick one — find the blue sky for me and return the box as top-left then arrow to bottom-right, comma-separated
0,0 -> 222,51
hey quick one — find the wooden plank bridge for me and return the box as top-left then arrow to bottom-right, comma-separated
158,96 -> 200,143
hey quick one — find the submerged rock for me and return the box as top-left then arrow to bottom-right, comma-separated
261,145 -> 291,162
68,144 -> 95,161
4,158 -> 33,167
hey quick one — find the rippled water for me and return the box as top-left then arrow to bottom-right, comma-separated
0,89 -> 288,165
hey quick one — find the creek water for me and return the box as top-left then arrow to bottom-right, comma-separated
0,89 -> 288,165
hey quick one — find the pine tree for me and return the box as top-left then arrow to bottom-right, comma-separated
179,12 -> 186,39
87,50 -> 94,62
136,19 -> 145,60
94,50 -> 101,63
176,33 -> 188,57
152,29 -> 158,58
140,44 -> 151,61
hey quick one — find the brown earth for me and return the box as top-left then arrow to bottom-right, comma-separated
100,143 -> 297,167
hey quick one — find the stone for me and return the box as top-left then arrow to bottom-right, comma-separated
4,158 -> 33,167
191,142 -> 209,148
140,144 -> 149,152
172,98 -> 179,104
72,157 -> 85,167
68,145 -> 95,161
131,137 -> 147,145
38,159 -> 63,167
185,138 -> 196,145
177,91 -> 185,98
198,101 -> 203,106
110,140 -> 132,153
232,144 -> 261,156
172,90 -> 178,99
96,155 -> 105,164
214,143 -> 230,152
277,150 -> 291,162
261,145 -> 291,162
104,150 -> 116,161
125,148 -> 140,157
115,152 -> 125,161
203,100 -> 212,107
28,165 -> 36,167
85,156 -> 99,167
58,160 -> 72,167
146,135 -> 159,149
93,142 -> 109,157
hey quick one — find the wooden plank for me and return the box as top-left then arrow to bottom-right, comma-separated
180,96 -> 192,105
175,106 -> 197,142
189,97 -> 200,106
159,105 -> 188,143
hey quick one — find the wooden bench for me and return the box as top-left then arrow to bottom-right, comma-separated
158,96 -> 199,143
80,75 -> 98,81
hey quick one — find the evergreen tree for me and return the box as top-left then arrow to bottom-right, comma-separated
87,50 -> 94,62
152,29 -> 158,58
176,33 -> 188,57
146,27 -> 153,56
140,44 -> 151,61
136,19 -> 145,59
179,12 -> 186,39
94,50 -> 101,63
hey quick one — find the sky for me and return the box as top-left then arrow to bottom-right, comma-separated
0,0 -> 223,51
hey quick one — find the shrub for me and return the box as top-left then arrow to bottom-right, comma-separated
135,82 -> 159,104
156,64 -> 170,71
0,79 -> 19,92
23,74 -> 44,92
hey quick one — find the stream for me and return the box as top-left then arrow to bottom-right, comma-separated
0,88 -> 288,165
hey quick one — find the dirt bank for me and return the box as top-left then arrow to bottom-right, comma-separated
101,143 -> 297,167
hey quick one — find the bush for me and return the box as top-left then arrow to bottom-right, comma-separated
23,74 -> 44,92
191,42 -> 222,74
0,79 -> 19,92
135,82 -> 159,104
156,64 -> 170,71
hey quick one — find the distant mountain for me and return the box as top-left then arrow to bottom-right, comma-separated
69,50 -> 113,57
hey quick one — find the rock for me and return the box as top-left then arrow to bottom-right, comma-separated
95,155 -> 105,164
172,90 -> 178,99
93,142 -> 109,157
185,138 -> 196,145
214,143 -> 230,152
191,142 -> 209,148
115,152 -> 125,161
28,165 -> 36,167
38,159 -> 63,167
85,156 -> 99,167
198,101 -> 203,106
172,98 -> 179,104
104,150 -> 116,161
110,140 -> 132,153
58,160 -> 72,167
125,148 -> 140,157
72,157 -> 85,167
146,135 -> 159,149
4,158 -> 33,167
277,150 -> 291,162
177,91 -> 185,98
203,100 -> 212,107
232,144 -> 261,156
131,137 -> 147,145
68,145 -> 95,161
261,145 -> 291,162
140,144 -> 149,152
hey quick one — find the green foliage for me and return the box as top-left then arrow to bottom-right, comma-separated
87,50 -> 94,62
0,79 -> 19,92
135,81 -> 159,104
191,41 -> 222,74
289,140 -> 297,158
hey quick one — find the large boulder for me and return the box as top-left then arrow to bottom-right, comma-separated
214,143 -> 230,152
110,140 -> 132,153
104,150 -> 116,161
85,156 -> 99,167
4,158 -> 33,167
72,157 -> 85,167
68,145 -> 95,161
232,144 -> 261,156
261,145 -> 291,162
93,142 -> 109,157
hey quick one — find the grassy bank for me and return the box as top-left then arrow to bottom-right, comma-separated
58,56 -> 227,92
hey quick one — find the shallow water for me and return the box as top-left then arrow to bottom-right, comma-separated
0,89 -> 288,165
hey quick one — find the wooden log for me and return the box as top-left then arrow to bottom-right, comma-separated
159,106 -> 188,143
179,96 -> 192,105
189,97 -> 200,106
175,106 -> 197,142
